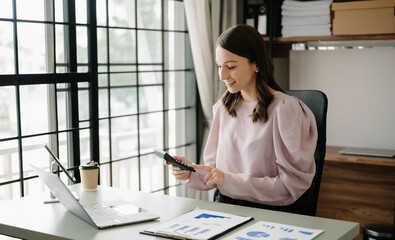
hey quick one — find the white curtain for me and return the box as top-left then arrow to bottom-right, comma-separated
184,0 -> 237,201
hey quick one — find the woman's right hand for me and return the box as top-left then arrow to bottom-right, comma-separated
169,155 -> 193,181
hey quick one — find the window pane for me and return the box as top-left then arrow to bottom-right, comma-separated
111,158 -> 139,191
0,22 -> 14,74
17,0 -> 48,21
99,119 -> 110,162
139,112 -> 163,154
75,0 -> 87,24
0,182 -> 19,200
77,66 -> 88,72
20,85 -> 50,135
167,71 -> 186,109
99,88 -> 109,118
79,90 -> 89,121
22,136 -> 52,178
0,86 -> 17,138
99,162 -> 111,186
58,132 -> 71,167
166,32 -> 186,70
56,89 -> 68,131
80,129 -> 90,163
109,0 -> 135,28
139,71 -> 162,85
0,140 -> 19,185
165,0 -> 186,31
140,153 -> 164,192
185,71 -> 196,106
109,65 -> 136,72
54,0 -> 64,22
139,86 -> 162,112
138,65 -> 162,71
97,27 -> 108,64
109,29 -> 135,63
110,87 -> 137,116
98,73 -> 108,87
23,177 -> 44,197
18,23 -> 53,74
110,73 -> 137,86
0,0 -> 13,18
168,108 -> 196,148
185,108 -> 197,145
55,24 -> 66,66
56,66 -> 67,73
111,116 -> 138,159
137,0 -> 161,29
96,0 -> 107,26
138,30 -> 162,63
77,26 -> 88,64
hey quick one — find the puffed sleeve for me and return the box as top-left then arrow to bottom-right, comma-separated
272,97 -> 317,202
180,101 -> 221,190
218,97 -> 317,205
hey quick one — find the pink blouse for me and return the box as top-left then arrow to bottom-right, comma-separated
184,91 -> 318,206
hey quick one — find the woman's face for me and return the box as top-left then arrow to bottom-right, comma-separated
216,46 -> 258,101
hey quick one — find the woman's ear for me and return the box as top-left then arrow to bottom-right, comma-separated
254,63 -> 259,73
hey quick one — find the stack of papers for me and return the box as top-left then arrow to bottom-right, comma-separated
281,0 -> 333,38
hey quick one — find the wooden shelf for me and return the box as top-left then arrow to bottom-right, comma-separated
263,34 -> 395,43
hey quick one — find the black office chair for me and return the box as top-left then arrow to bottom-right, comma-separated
285,90 -> 328,216
213,90 -> 328,216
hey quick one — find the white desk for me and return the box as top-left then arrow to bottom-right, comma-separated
0,185 -> 359,240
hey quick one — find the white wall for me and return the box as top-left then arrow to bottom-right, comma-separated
289,47 -> 395,149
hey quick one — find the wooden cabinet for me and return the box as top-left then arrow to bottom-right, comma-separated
317,146 -> 395,240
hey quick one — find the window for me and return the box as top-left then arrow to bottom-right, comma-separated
0,0 -> 196,200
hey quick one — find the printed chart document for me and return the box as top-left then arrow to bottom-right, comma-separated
141,208 -> 253,240
223,221 -> 324,240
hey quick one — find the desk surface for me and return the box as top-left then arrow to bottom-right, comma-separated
326,146 -> 395,167
0,185 -> 359,240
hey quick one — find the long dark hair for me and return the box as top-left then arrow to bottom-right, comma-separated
217,24 -> 283,123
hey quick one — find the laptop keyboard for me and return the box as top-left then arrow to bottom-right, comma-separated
83,201 -> 131,226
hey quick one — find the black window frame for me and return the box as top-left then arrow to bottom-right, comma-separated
0,0 -> 196,198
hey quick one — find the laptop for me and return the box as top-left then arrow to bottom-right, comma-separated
30,164 -> 159,229
339,147 -> 395,158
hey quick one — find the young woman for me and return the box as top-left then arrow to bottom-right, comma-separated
170,24 -> 317,211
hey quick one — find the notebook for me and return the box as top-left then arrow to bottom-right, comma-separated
339,147 -> 395,158
31,164 -> 159,229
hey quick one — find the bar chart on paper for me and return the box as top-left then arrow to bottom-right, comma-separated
223,221 -> 324,240
141,208 -> 253,239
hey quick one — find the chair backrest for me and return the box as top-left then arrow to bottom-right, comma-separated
286,90 -> 328,216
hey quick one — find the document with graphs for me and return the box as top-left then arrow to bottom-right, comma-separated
141,208 -> 253,240
223,221 -> 324,240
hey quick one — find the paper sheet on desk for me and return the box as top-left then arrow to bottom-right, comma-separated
141,207 -> 253,240
223,221 -> 324,240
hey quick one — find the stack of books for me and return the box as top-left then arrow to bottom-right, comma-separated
281,0 -> 333,38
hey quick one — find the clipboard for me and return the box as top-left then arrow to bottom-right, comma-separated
154,149 -> 196,172
140,208 -> 253,240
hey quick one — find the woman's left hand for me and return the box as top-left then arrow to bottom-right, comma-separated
193,165 -> 224,188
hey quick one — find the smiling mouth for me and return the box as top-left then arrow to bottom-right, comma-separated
225,81 -> 236,87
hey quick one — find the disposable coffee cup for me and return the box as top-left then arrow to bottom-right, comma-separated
80,161 -> 99,191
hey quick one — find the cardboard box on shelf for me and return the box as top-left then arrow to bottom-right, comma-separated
332,0 -> 395,35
